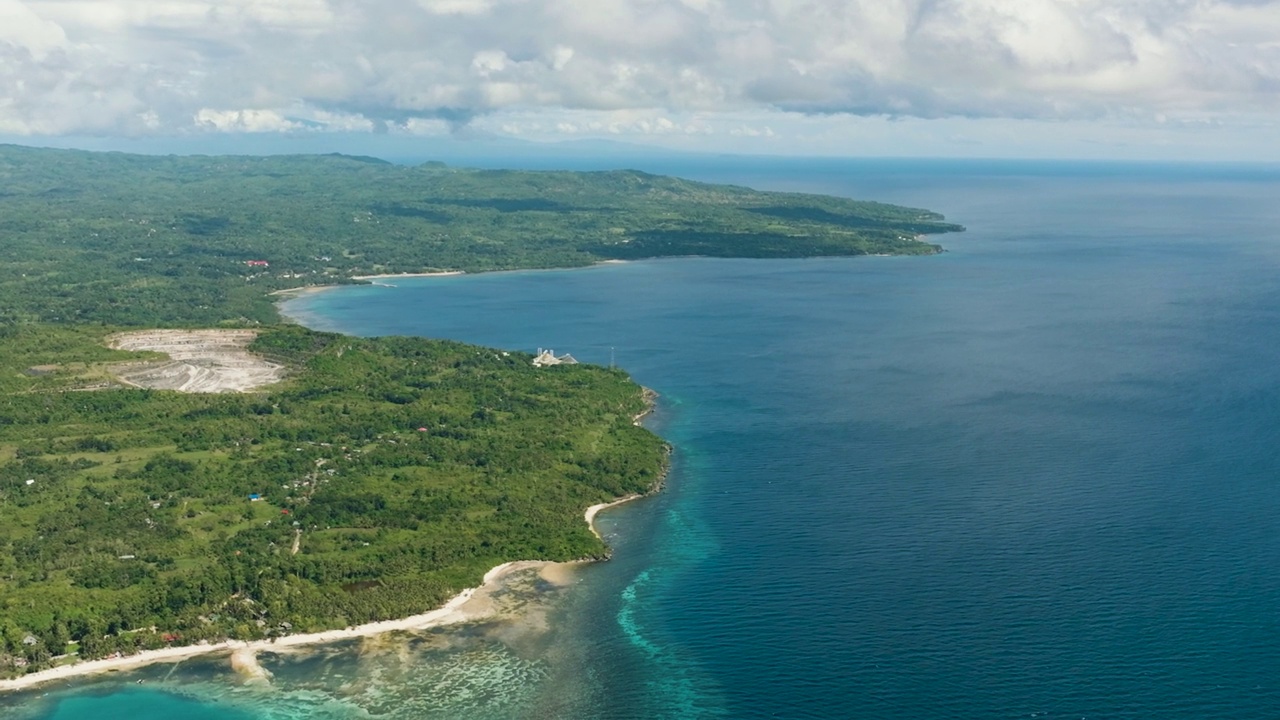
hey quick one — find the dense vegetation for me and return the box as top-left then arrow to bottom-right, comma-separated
0,144 -> 963,678
0,325 -> 664,675
0,144 -> 962,327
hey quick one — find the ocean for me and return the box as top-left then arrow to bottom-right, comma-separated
7,157 -> 1280,718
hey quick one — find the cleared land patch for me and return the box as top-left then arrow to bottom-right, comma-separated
107,329 -> 284,393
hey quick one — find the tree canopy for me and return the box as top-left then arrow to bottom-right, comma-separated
0,144 -> 962,327
1,325 -> 665,675
0,144 -> 962,677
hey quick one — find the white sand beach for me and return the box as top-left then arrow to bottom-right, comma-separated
350,271 -> 465,281
0,499 -> 642,693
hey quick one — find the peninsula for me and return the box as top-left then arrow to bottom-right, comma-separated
0,145 -> 963,685
0,144 -> 962,327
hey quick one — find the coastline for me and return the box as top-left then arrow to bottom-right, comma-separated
350,270 -> 465,281
0,496 -> 646,694
272,261 -> 632,308
584,495 -> 644,542
270,271 -> 467,321
268,285 -> 341,298
268,270 -> 466,300
0,271 -> 673,697
351,270 -> 465,287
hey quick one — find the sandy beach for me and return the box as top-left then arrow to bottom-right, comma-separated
268,284 -> 341,298
269,270 -> 463,299
350,270 -> 465,282
584,495 -> 643,541
0,498 -> 643,694
276,263 -> 627,302
0,273 -> 668,696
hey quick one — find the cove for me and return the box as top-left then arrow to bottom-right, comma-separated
12,158 -> 1280,718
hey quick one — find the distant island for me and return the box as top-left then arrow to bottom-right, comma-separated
0,145 -> 962,684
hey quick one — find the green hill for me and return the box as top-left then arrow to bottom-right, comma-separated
0,144 -> 962,327
0,145 -> 961,677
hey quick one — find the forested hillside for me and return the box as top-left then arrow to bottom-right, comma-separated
0,145 -> 962,327
0,325 -> 664,675
0,145 -> 963,679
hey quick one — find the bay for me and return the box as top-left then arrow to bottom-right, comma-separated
11,158 -> 1280,718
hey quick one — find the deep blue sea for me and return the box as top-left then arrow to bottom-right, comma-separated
9,157 -> 1280,719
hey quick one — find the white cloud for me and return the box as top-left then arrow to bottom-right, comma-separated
195,108 -> 299,132
0,0 -> 67,58
0,0 -> 1276,142
471,50 -> 509,77
31,0 -> 335,33
417,0 -> 495,15
550,44 -> 574,71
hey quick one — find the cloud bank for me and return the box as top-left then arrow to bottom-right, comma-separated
1,0 -> 1278,136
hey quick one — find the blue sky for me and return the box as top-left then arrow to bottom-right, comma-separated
2,0 -> 1278,160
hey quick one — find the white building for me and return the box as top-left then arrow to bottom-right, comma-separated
532,348 -> 579,367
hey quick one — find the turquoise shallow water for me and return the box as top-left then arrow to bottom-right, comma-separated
10,158 -> 1280,718
39,689 -> 255,720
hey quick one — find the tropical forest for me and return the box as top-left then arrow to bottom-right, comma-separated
0,144 -> 962,677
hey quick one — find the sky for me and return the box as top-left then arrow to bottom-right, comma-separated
2,0 -> 1279,160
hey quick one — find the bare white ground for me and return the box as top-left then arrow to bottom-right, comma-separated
107,329 -> 285,393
